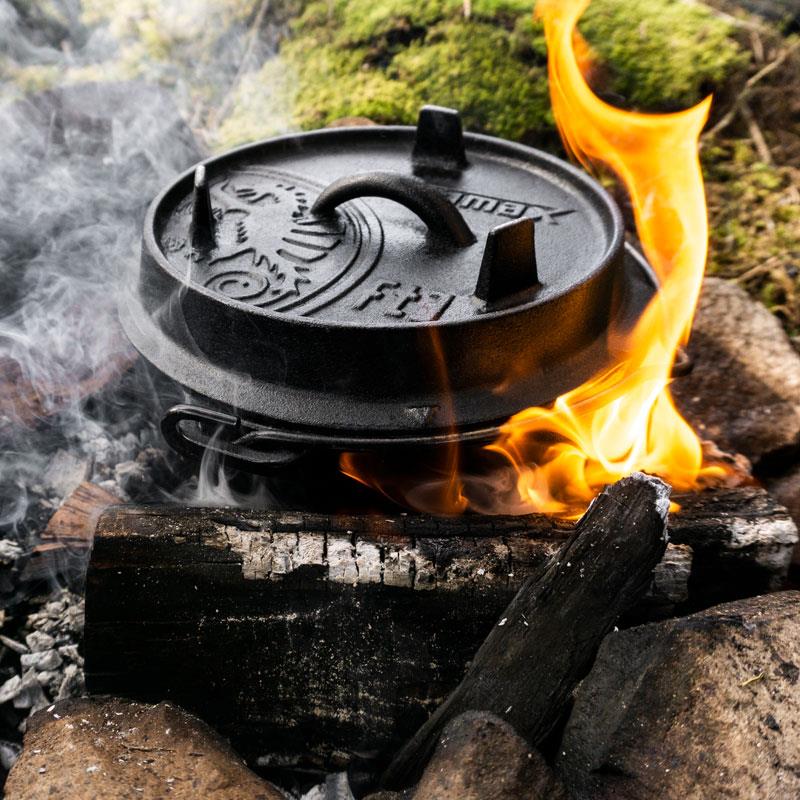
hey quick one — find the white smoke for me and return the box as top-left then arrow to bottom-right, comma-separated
0,0 -> 290,572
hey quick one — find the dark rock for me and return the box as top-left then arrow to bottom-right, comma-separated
766,463 -> 800,529
558,591 -> 800,799
765,463 -> 800,566
412,711 -> 567,800
4,697 -> 286,799
672,278 -> 800,465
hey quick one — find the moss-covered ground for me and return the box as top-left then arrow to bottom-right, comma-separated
2,0 -> 798,335
216,0 -> 747,145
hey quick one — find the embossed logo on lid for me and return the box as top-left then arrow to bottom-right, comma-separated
159,168 -> 383,315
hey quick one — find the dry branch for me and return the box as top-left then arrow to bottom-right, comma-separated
706,40 -> 800,139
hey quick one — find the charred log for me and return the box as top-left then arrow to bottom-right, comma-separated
82,484 -> 795,777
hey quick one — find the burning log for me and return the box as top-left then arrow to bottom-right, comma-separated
381,473 -> 670,789
82,483 -> 795,777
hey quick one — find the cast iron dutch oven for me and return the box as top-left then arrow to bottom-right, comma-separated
121,106 -> 657,470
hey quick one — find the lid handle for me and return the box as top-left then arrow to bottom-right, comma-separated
310,171 -> 476,248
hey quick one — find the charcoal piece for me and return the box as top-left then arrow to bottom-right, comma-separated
382,474 -> 670,789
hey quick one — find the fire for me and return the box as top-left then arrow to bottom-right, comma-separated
341,0 -> 728,516
486,0 -> 726,517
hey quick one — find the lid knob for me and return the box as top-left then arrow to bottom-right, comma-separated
190,165 -> 215,252
475,217 -> 539,303
412,105 -> 468,173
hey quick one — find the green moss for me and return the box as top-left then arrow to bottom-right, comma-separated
275,38 -> 417,128
296,0 -> 534,47
704,140 -> 800,334
576,0 -> 748,111
283,3 -> 554,140
273,9 -> 551,139
312,0 -> 454,45
389,21 -> 551,140
276,0 -> 746,145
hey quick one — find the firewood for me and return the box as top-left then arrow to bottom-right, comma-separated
381,473 -> 670,789
43,482 -> 122,546
21,482 -> 122,585
82,483 -> 796,778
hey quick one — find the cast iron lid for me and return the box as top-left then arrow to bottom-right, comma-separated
122,106 -> 656,453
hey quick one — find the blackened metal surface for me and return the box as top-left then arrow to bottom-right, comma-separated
122,108 -> 657,460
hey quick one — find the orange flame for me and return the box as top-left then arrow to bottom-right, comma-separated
485,0 -> 726,516
340,0 -> 727,516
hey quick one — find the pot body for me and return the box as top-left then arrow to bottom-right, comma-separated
122,113 -> 657,467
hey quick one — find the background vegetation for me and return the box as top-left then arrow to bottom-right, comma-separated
3,0 -> 798,339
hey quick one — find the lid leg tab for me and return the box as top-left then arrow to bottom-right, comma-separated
190,165 -> 215,252
412,105 -> 468,173
475,217 -> 539,303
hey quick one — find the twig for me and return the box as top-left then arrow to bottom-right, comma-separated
706,41 -> 800,138
735,256 -> 779,284
750,29 -> 764,64
740,101 -> 773,165
680,0 -> 769,33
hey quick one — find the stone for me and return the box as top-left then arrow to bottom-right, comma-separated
4,697 -> 286,800
42,450 -> 91,500
25,631 -> 55,653
12,669 -> 48,712
0,635 -> 28,654
558,591 -> 800,799
765,464 -> 800,565
0,540 -> 22,565
766,463 -> 800,529
672,278 -> 800,465
324,773 -> 356,799
55,663 -> 84,700
0,675 -> 21,705
411,712 -> 567,800
20,649 -> 62,672
0,739 -> 20,772
57,644 -> 83,665
34,670 -> 59,688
